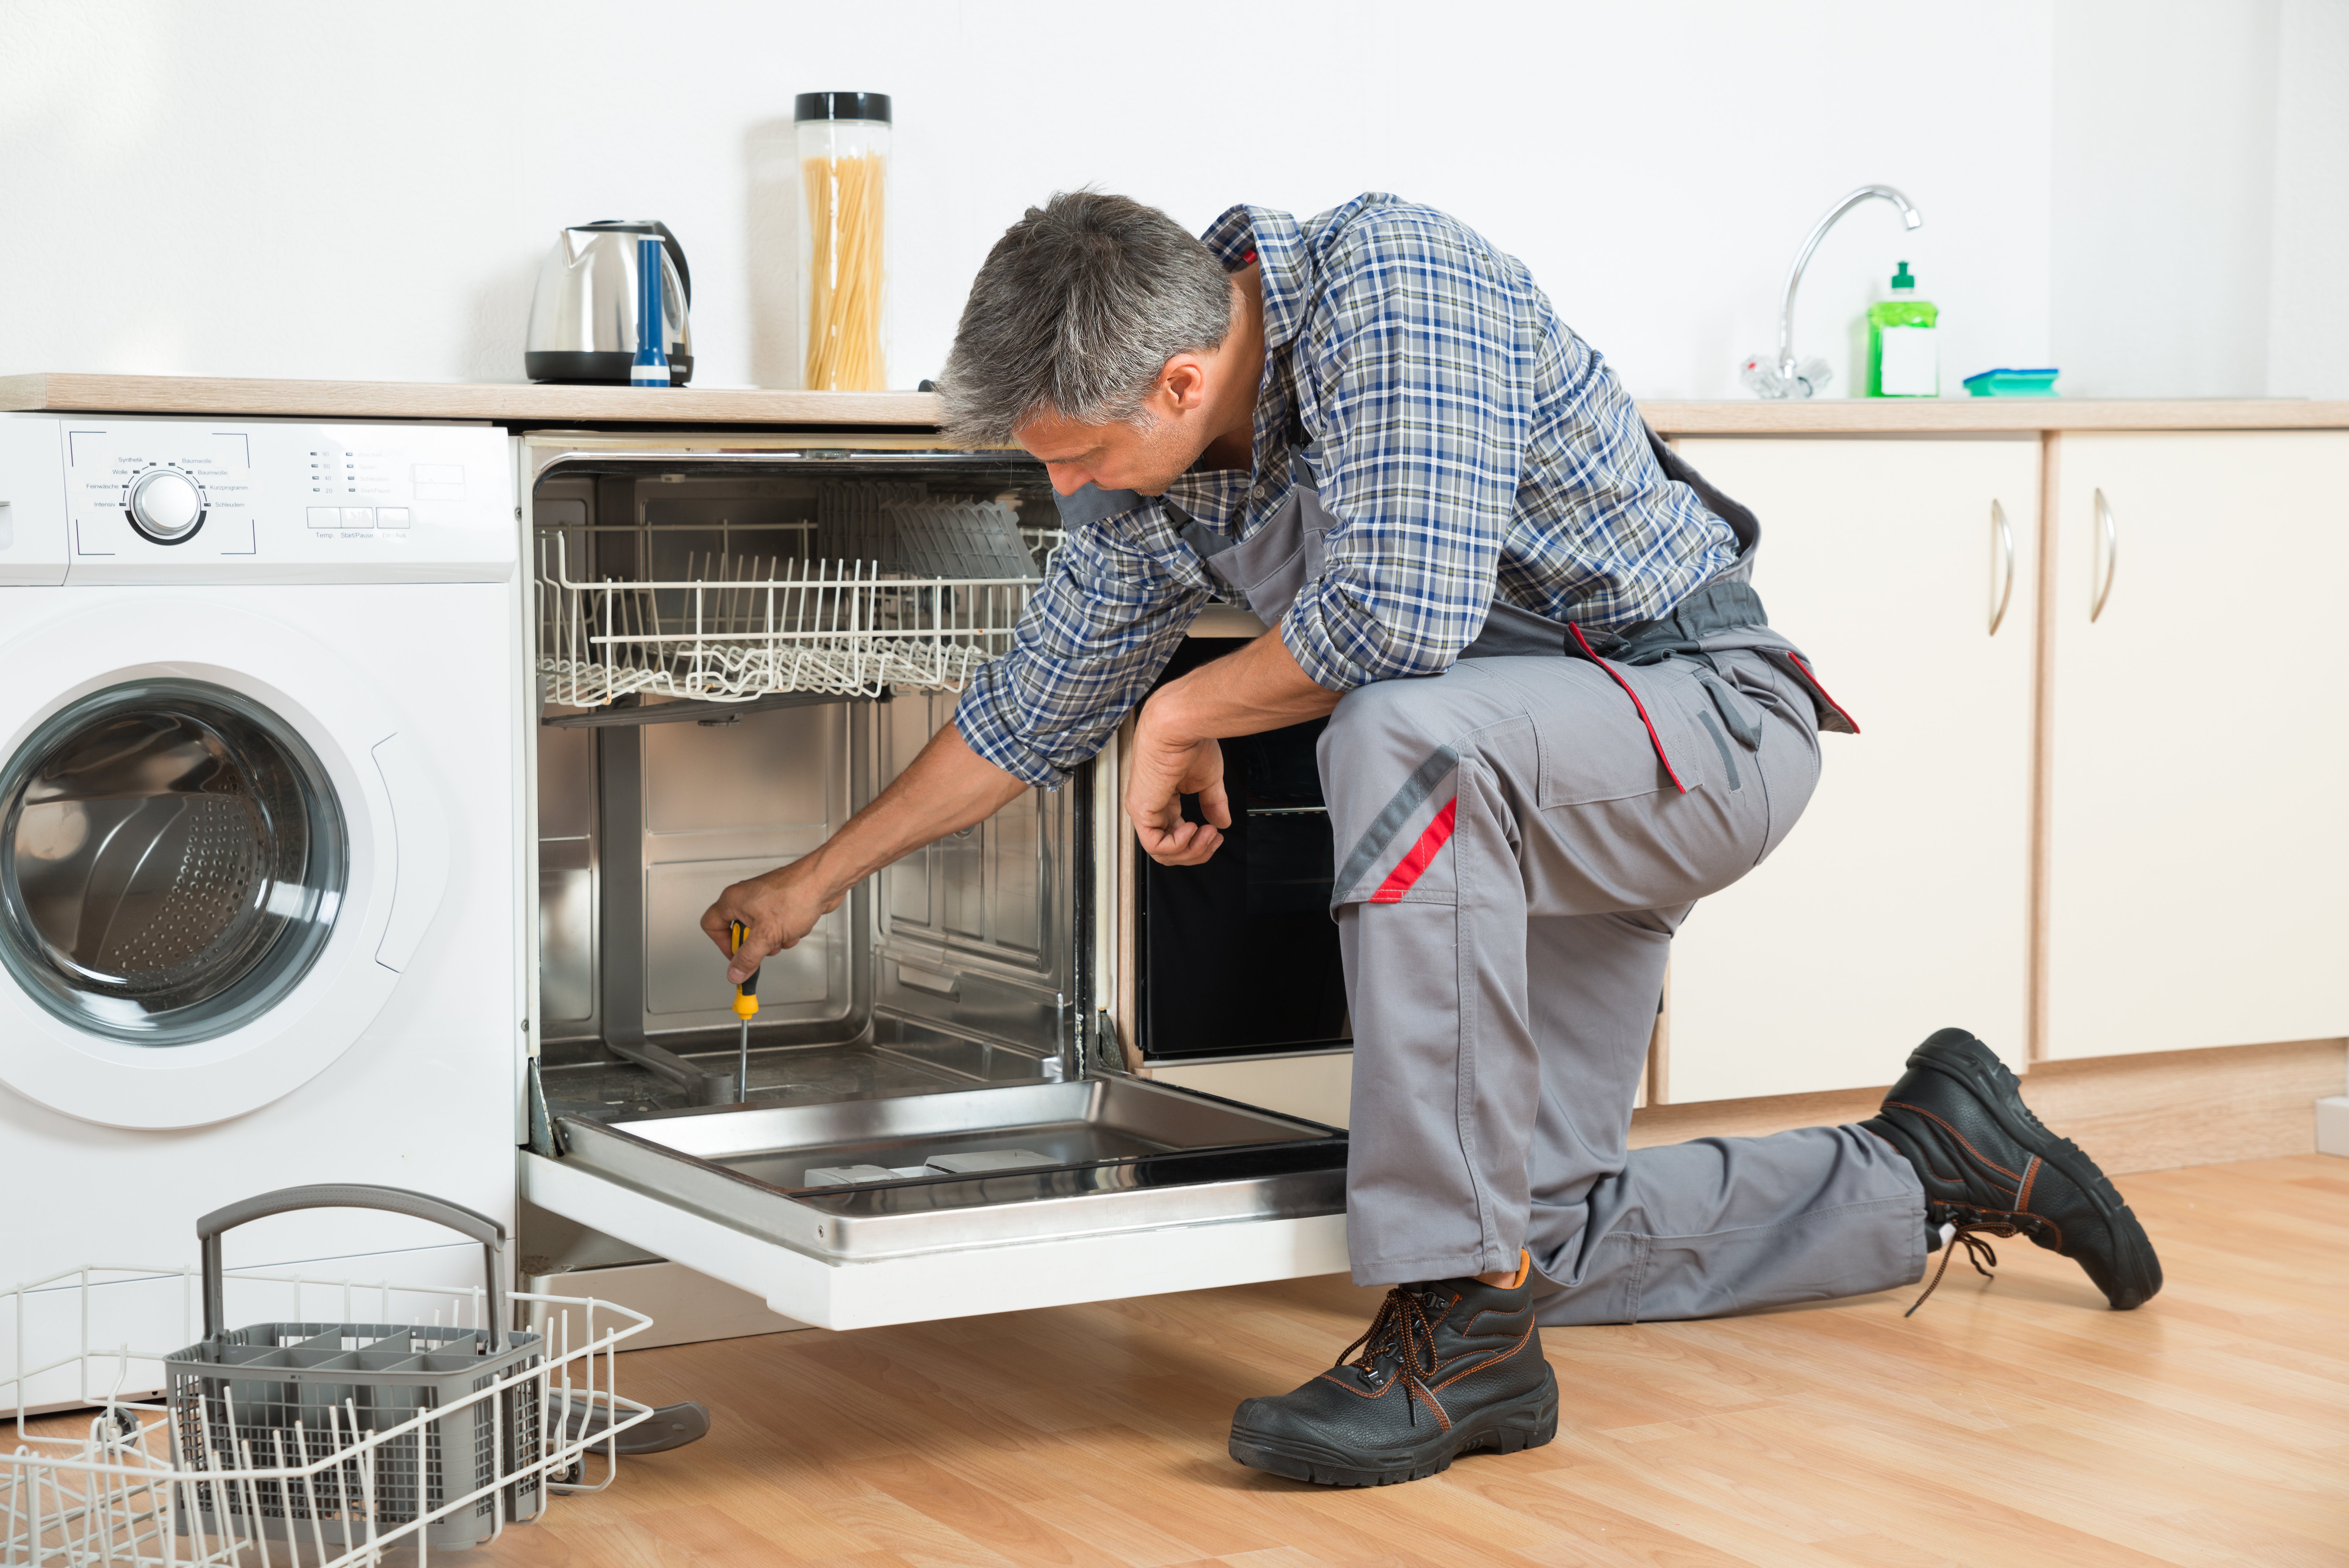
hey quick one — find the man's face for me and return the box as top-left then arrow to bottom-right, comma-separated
1012,328 -> 1246,497
1014,402 -> 1207,498
1013,275 -> 1257,497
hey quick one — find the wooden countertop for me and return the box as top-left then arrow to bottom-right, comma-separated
0,372 -> 939,428
5,371 -> 2348,434
1646,397 -> 2349,434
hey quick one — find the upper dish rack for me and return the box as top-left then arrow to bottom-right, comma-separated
536,482 -> 1063,707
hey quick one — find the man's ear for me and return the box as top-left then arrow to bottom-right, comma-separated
1157,354 -> 1210,413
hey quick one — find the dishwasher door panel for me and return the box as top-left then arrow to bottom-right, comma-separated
524,1075 -> 1349,1328
522,1148 -> 1347,1330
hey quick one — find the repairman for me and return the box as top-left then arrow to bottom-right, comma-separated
703,191 -> 2161,1487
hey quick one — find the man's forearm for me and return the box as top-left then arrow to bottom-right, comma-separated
806,722 -> 1031,898
1145,626 -> 1341,745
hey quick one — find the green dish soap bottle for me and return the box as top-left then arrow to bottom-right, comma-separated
1867,262 -> 1939,397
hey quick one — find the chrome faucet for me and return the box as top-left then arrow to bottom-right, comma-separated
1741,184 -> 1923,399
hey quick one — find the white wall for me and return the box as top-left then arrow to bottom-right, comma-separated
2267,0 -> 2349,400
0,1 -> 2336,401
0,0 -> 2051,400
2051,0 -> 2281,398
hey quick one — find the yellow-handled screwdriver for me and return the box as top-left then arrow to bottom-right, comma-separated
728,920 -> 760,1102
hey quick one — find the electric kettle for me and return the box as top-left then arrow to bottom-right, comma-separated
524,220 -> 694,385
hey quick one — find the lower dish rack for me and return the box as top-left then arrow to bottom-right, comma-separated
3,1276 -> 650,1567
3,1187 -> 661,1567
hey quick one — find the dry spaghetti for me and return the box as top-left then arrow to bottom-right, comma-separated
804,152 -> 887,390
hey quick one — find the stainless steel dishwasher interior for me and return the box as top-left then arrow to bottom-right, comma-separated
528,452 -> 1346,1253
532,457 -> 1077,1119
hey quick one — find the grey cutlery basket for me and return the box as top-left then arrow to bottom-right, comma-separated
164,1184 -> 546,1554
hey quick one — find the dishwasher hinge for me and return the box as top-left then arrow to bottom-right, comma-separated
525,1058 -> 566,1158
1084,1008 -> 1140,1080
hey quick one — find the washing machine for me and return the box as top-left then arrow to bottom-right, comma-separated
0,413 -> 524,1408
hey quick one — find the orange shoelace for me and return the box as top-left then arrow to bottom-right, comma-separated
1338,1286 -> 1444,1424
1905,1209 -> 2048,1317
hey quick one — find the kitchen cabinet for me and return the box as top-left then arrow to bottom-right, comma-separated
2045,432 -> 2349,1059
1665,438 -> 2041,1101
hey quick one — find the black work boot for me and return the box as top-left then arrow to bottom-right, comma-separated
1862,1028 -> 2162,1312
1227,1253 -> 1559,1486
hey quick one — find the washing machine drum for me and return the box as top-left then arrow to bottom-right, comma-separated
0,680 -> 347,1046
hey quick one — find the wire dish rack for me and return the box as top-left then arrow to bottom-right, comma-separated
535,484 -> 1064,708
3,1197 -> 656,1565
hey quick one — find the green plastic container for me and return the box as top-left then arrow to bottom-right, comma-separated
1867,263 -> 1938,397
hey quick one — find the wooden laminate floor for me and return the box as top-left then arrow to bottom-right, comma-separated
18,1158 -> 2335,1564
482,1154 -> 2349,1568
334,1156 -> 2349,1564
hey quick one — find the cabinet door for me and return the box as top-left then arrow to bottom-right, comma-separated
2047,432 -> 2349,1058
1667,438 -> 2040,1101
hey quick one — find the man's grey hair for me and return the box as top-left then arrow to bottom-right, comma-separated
938,191 -> 1234,446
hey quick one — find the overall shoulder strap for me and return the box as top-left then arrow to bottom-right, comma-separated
1049,481 -> 1145,531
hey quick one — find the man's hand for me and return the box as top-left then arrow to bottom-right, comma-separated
1125,628 -> 1342,867
1126,727 -> 1231,865
701,856 -> 840,984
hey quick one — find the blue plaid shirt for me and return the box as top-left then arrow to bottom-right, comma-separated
955,192 -> 1741,787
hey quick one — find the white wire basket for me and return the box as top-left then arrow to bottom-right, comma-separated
5,1259 -> 653,1565
532,476 -> 1066,708
536,536 -> 1041,705
534,529 -> 1063,708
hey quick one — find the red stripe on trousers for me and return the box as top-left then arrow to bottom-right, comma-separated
1788,652 -> 1861,734
1369,799 -> 1458,903
1566,622 -> 1690,794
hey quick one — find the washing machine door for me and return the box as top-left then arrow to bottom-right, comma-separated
0,597 -> 451,1129
0,679 -> 346,1047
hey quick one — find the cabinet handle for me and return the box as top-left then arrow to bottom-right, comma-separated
1989,499 -> 2016,636
2090,488 -> 2119,623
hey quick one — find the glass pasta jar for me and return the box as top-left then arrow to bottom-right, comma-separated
796,91 -> 891,391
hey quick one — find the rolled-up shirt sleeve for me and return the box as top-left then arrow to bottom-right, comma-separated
953,505 -> 1209,788
1278,217 -> 1533,691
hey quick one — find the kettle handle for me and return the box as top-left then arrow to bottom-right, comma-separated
649,221 -> 691,307
585,220 -> 691,306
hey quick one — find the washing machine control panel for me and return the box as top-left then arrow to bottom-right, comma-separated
57,419 -> 515,584
125,465 -> 207,540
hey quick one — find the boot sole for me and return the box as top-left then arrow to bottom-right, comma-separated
1228,1368 -> 1560,1487
1909,1030 -> 2162,1310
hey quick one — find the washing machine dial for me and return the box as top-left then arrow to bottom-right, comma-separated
126,468 -> 206,542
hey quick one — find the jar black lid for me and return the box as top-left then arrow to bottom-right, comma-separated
795,91 -> 891,124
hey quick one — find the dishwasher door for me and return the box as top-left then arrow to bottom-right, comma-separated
522,1075 -> 1348,1329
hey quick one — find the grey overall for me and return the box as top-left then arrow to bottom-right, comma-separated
1185,431 -> 1928,1323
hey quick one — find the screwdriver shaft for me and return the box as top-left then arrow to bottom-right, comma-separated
728,919 -> 760,1104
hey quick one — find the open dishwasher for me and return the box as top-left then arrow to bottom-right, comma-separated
515,432 -> 1349,1330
